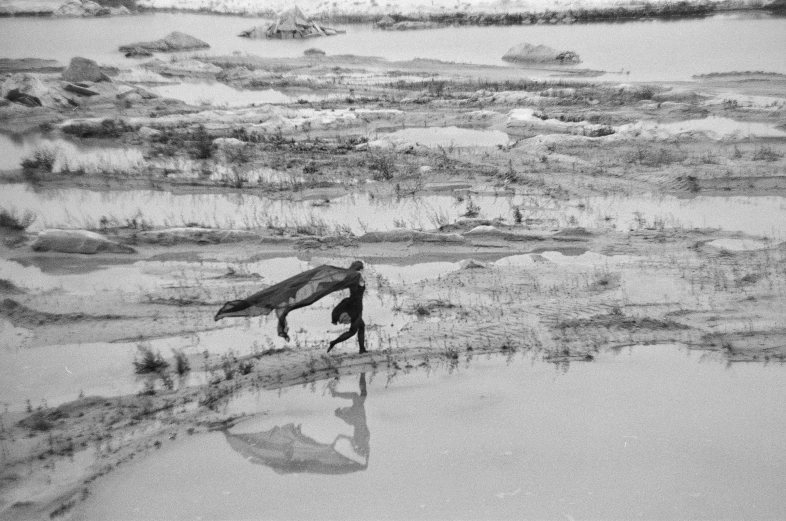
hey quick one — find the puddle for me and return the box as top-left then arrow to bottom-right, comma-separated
704,93 -> 786,111
706,238 -> 772,251
614,116 -> 786,141
149,81 -> 295,107
0,340 -> 141,411
0,132 -> 144,173
75,345 -> 786,520
373,127 -> 512,148
5,184 -> 786,239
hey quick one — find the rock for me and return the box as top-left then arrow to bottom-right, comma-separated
653,88 -> 699,103
502,43 -> 581,64
358,230 -> 465,243
142,59 -> 221,78
31,229 -> 136,254
2,73 -> 49,107
376,15 -> 395,27
459,259 -> 488,269
138,126 -> 162,139
237,26 -> 270,39
119,32 -> 210,53
387,21 -> 446,30
80,1 -> 104,15
108,5 -> 130,15
134,228 -> 258,245
463,225 -> 544,242
52,0 -> 109,16
62,57 -> 111,83
304,48 -> 326,56
64,83 -> 100,96
124,48 -> 154,58
5,89 -> 42,107
53,0 -> 85,16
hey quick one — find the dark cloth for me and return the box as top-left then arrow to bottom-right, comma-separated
214,264 -> 363,339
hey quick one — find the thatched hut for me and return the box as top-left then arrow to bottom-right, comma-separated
239,7 -> 345,39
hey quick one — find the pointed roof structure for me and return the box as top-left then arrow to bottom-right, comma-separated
239,6 -> 345,39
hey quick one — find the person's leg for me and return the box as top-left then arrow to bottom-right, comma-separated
276,310 -> 290,341
357,319 -> 366,354
327,318 -> 360,352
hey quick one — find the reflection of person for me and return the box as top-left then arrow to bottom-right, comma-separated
329,373 -> 370,459
223,372 -> 371,474
328,274 -> 366,353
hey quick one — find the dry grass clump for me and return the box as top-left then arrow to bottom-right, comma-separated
0,208 -> 36,230
133,344 -> 170,374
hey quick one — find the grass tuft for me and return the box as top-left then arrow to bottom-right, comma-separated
133,344 -> 169,374
0,208 -> 36,231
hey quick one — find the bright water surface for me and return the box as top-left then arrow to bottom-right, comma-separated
2,183 -> 786,238
74,346 -> 786,520
0,13 -> 784,81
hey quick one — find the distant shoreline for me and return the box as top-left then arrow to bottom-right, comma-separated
0,0 -> 780,24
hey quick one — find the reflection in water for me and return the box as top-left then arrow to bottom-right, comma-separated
225,373 -> 370,474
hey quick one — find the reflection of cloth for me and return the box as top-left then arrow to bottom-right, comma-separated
226,424 -> 367,475
214,264 -> 362,321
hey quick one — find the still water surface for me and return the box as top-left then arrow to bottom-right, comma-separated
2,183 -> 786,238
0,13 -> 784,80
74,345 -> 786,519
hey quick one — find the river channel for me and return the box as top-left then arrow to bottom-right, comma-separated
1,12 -> 785,81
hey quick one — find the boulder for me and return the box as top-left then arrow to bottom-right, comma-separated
64,83 -> 99,96
133,228 -> 258,245
142,58 -> 221,78
502,43 -> 581,64
1,73 -> 49,106
459,258 -> 488,269
119,32 -> 210,53
52,0 -> 85,16
304,48 -> 326,56
376,15 -> 395,27
62,57 -> 111,83
80,1 -> 105,15
31,229 -> 136,254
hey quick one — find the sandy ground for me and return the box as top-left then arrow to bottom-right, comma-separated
1,50 -> 786,519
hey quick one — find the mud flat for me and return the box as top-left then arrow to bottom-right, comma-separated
1,40 -> 786,520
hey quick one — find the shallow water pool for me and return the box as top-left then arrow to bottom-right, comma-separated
2,183 -> 786,239
73,345 -> 786,519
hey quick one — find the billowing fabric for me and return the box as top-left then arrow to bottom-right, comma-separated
214,264 -> 362,322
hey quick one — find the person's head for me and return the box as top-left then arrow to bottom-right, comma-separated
349,260 -> 364,271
